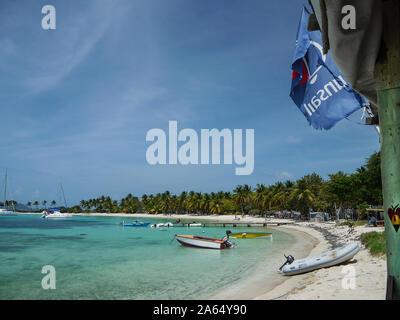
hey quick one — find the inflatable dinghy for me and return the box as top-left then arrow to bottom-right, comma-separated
280,242 -> 360,276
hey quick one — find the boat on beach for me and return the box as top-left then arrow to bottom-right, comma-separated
175,233 -> 235,249
280,242 -> 360,275
229,232 -> 272,239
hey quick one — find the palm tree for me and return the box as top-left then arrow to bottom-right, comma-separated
33,201 -> 39,211
233,185 -> 251,216
289,179 -> 315,219
80,200 -> 87,211
272,183 -> 292,210
177,192 -> 187,214
209,199 -> 224,214
199,193 -> 211,214
253,184 -> 267,213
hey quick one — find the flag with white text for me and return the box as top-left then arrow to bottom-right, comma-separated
290,7 -> 367,130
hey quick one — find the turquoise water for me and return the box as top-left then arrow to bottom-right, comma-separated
0,214 -> 296,299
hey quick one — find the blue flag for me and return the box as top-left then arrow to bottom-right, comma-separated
290,8 -> 368,130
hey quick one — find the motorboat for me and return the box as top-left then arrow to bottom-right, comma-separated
187,223 -> 202,227
42,207 -> 72,219
120,221 -> 150,227
175,232 -> 235,249
229,232 -> 272,239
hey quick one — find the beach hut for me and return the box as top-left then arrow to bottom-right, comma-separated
310,212 -> 329,222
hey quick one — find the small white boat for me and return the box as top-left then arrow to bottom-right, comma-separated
42,207 -> 72,219
280,242 -> 360,275
175,234 -> 235,249
151,222 -> 174,228
151,223 -> 165,228
0,169 -> 19,216
188,223 -> 202,227
0,208 -> 18,216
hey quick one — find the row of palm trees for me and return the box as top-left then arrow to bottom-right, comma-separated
26,200 -> 57,211
78,194 -> 141,214
63,176 -> 319,217
137,175 -> 330,217
141,190 -> 232,215
32,152 -> 382,217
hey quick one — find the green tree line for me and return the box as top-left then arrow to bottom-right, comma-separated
59,152 -> 382,219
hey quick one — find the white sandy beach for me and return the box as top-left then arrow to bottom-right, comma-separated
257,222 -> 386,300
24,211 -> 387,299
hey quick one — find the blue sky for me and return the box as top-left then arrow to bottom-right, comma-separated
0,0 -> 380,205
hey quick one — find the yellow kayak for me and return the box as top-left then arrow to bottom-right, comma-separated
229,232 -> 272,239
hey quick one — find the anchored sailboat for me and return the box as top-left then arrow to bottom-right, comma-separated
0,169 -> 18,216
42,180 -> 71,218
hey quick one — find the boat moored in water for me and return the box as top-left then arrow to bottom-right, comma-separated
42,207 -> 72,219
120,221 -> 150,227
229,232 -> 272,239
187,223 -> 202,227
0,208 -> 18,216
151,222 -> 174,228
175,233 -> 235,249
0,169 -> 19,216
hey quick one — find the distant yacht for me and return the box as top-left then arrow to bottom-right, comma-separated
0,168 -> 18,216
41,181 -> 71,219
42,207 -> 72,219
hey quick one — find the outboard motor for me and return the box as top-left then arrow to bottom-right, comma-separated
279,254 -> 295,271
222,230 -> 235,248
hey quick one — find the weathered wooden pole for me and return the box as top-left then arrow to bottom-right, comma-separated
375,0 -> 400,300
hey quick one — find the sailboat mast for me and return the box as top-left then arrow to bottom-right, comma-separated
60,183 -> 67,208
58,179 -> 67,208
3,169 -> 7,208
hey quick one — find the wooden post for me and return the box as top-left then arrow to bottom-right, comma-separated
375,0 -> 400,300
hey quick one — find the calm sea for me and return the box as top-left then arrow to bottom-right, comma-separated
0,214 -> 303,299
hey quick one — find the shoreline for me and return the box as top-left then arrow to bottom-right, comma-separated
209,224 -> 319,300
20,212 -> 387,299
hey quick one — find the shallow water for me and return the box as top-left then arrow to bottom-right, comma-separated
0,214 -> 299,299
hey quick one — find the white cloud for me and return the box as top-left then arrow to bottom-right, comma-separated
19,2 -> 120,94
275,171 -> 294,180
